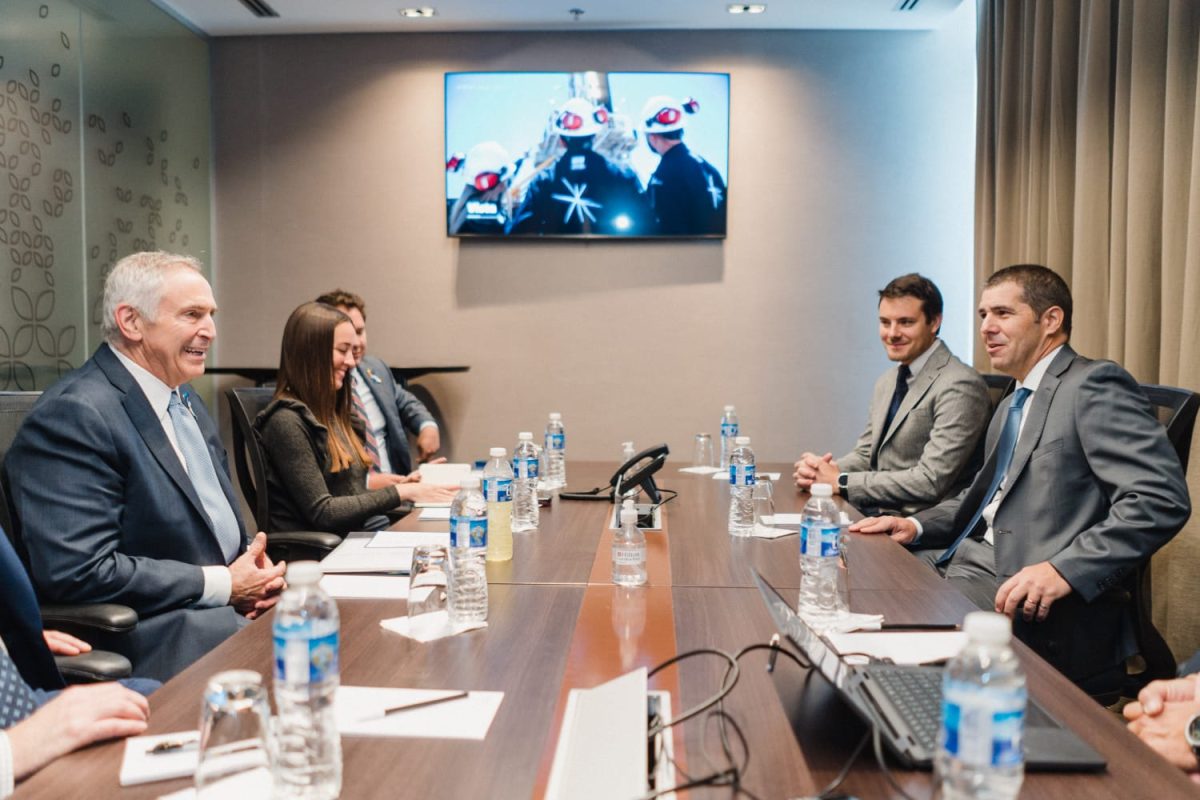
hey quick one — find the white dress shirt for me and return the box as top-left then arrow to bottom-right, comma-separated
108,345 -> 232,607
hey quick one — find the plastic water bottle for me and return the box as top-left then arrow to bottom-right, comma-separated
612,505 -> 647,586
273,562 -> 342,800
544,412 -> 567,489
483,447 -> 514,562
727,436 -> 755,537
620,441 -> 638,502
512,433 -> 540,533
936,612 -> 1026,800
448,476 -> 488,623
719,405 -> 739,469
798,483 -> 846,623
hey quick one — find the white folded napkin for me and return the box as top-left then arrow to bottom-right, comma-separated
678,466 -> 721,474
800,610 -> 884,635
380,610 -> 487,643
751,523 -> 796,539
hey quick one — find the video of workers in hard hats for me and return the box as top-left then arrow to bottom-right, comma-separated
445,71 -> 729,239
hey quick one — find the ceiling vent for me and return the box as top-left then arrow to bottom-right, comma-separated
238,0 -> 280,18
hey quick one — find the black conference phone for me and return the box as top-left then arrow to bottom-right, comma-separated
559,443 -> 669,503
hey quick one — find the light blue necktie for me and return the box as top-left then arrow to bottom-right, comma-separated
935,388 -> 1032,566
0,648 -> 37,727
168,391 -> 242,562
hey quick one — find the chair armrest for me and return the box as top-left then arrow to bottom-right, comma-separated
266,531 -> 343,563
41,603 -> 139,634
54,651 -> 133,684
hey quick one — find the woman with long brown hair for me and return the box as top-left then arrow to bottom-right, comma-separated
255,302 -> 456,534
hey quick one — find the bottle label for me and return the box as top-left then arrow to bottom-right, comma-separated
800,523 -> 840,557
512,456 -> 539,480
613,546 -> 644,566
483,477 -> 513,502
273,630 -> 338,685
729,463 -> 756,486
450,514 -> 487,548
545,432 -> 566,451
941,680 -> 1026,768
720,422 -> 738,438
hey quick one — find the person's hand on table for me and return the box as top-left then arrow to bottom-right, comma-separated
368,472 -> 409,490
43,630 -> 92,656
398,483 -> 458,505
1125,694 -> 1200,773
848,515 -> 917,544
416,427 -> 441,461
230,532 -> 287,620
794,451 -> 832,490
994,562 -> 1071,622
1124,676 -> 1199,722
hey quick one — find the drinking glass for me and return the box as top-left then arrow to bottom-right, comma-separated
408,544 -> 449,618
752,477 -> 775,526
194,670 -> 273,796
692,433 -> 715,469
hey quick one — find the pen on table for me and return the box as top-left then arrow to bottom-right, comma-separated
878,623 -> 960,631
146,738 -> 199,755
360,690 -> 471,722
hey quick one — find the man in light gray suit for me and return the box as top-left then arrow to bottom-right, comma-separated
852,265 -> 1190,692
795,274 -> 990,516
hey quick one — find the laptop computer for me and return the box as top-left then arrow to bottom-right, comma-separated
750,569 -> 1106,772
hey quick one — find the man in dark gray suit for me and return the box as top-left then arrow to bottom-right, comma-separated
6,251 -> 286,681
316,289 -> 442,482
853,265 -> 1190,691
795,274 -> 990,515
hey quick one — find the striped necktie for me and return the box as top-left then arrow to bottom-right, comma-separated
0,648 -> 37,727
168,391 -> 242,562
351,373 -> 381,472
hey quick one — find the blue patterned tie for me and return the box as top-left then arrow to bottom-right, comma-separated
168,391 -> 242,562
0,648 -> 37,727
935,388 -> 1032,566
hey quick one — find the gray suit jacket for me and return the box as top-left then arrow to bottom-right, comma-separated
913,346 -> 1191,682
838,341 -> 990,515
5,345 -> 249,681
356,354 -> 435,475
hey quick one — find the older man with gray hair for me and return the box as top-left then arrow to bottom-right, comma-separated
6,251 -> 285,681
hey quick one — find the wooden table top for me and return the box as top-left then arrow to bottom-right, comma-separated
17,463 -> 1199,798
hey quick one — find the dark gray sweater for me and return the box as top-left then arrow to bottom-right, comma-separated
254,397 -> 400,535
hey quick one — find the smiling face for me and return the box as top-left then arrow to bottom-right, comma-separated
978,280 -> 1065,380
331,320 -> 357,390
126,267 -> 217,388
878,295 -> 940,365
337,305 -> 367,362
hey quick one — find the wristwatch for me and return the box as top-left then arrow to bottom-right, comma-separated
1187,712 -> 1200,764
837,472 -> 849,497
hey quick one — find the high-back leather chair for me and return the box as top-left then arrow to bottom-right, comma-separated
225,387 -> 340,561
0,391 -> 135,683
981,373 -> 1015,413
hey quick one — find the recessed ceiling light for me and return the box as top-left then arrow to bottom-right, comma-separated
727,3 -> 766,13
398,7 -> 435,18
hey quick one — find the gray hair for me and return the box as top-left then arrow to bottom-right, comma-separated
101,251 -> 205,344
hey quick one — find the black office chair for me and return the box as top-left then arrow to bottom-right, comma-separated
981,373 -> 1015,412
225,387 -> 341,561
1118,383 -> 1200,698
0,391 -> 135,684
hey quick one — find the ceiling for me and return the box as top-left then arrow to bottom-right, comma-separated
152,0 -> 966,37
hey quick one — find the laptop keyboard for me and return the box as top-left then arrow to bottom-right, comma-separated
865,666 -> 943,750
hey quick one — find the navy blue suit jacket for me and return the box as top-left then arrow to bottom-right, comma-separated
0,530 -> 63,691
5,345 -> 248,680
356,355 -> 435,475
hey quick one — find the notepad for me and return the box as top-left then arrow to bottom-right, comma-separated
118,731 -> 199,786
320,531 -> 449,574
335,686 -> 502,739
826,630 -> 968,666
320,574 -> 409,599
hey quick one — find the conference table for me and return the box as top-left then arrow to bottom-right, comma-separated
18,463 -> 1199,798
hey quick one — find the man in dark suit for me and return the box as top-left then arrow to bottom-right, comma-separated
316,289 -> 442,480
852,265 -> 1190,691
6,251 -> 286,681
794,274 -> 990,515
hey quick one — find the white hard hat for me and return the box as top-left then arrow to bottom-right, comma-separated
465,141 -> 509,191
554,97 -> 609,137
640,95 -> 699,134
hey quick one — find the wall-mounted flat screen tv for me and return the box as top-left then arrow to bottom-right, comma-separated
445,71 -> 729,239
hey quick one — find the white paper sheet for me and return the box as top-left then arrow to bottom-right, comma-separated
155,766 -> 272,800
119,731 -> 199,786
335,686 -> 503,739
380,610 -> 486,643
770,513 -> 805,525
320,574 -> 410,599
419,507 -> 451,521
364,530 -> 449,549
825,630 -> 968,666
678,466 -> 721,474
417,462 -> 472,486
751,523 -> 796,539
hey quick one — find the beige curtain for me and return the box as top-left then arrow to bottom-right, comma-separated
976,0 -> 1200,662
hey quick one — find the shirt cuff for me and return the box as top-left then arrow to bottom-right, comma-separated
199,566 -> 233,608
418,420 -> 438,431
0,731 -> 13,800
908,516 -> 924,544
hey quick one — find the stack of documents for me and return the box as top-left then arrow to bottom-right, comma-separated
319,530 -> 449,575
